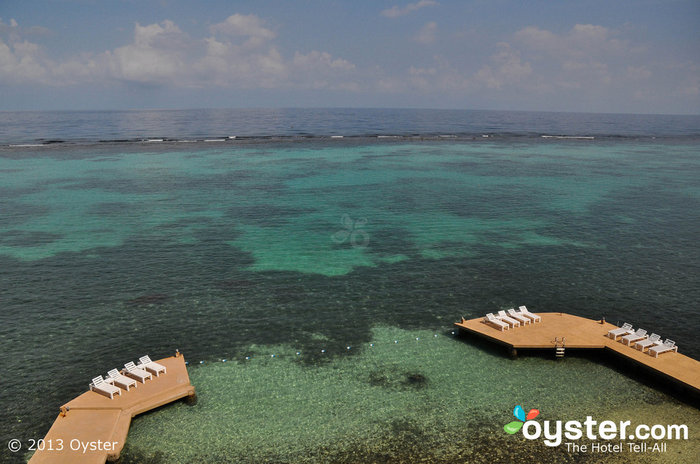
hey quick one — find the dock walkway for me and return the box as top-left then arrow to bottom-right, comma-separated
455,312 -> 700,395
29,353 -> 195,464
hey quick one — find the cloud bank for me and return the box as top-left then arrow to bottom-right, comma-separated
0,15 -> 357,91
0,13 -> 697,113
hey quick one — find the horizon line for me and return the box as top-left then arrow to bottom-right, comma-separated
1,106 -> 699,117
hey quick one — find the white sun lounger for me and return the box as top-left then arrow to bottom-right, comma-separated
484,313 -> 509,331
607,322 -> 633,340
648,339 -> 678,358
90,376 -> 122,399
507,308 -> 531,325
621,328 -> 647,346
518,306 -> 541,323
138,355 -> 167,376
123,361 -> 153,383
634,333 -> 661,352
107,368 -> 138,391
497,310 -> 521,328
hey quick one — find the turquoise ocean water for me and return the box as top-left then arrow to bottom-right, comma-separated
1,109 -> 699,463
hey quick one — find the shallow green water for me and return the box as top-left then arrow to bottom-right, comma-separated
122,327 -> 700,463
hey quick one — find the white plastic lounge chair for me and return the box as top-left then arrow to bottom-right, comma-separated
90,376 -> 121,399
634,333 -> 661,352
123,361 -> 153,383
621,328 -> 647,346
648,339 -> 678,358
137,355 -> 167,376
607,322 -> 633,340
484,313 -> 509,331
107,368 -> 138,391
518,306 -> 541,323
507,308 -> 531,325
497,310 -> 521,328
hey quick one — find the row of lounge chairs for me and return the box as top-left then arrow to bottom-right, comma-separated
484,306 -> 541,331
89,356 -> 167,399
607,323 -> 678,358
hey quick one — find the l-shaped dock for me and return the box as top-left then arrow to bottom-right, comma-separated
455,312 -> 700,396
29,352 -> 195,464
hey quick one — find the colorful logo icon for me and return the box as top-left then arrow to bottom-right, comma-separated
504,405 -> 540,434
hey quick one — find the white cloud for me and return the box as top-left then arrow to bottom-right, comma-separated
387,56 -> 469,94
103,20 -> 189,84
194,14 -> 283,87
381,1 -> 438,18
515,24 -> 629,59
293,50 -> 355,72
415,22 -> 437,44
0,18 -> 50,84
291,50 -> 357,90
190,35 -> 357,90
509,24 -> 643,92
192,27 -> 288,88
209,14 -> 276,48
475,42 -> 532,89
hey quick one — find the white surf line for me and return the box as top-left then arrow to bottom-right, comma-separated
541,135 -> 595,139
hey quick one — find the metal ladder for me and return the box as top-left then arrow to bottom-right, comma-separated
554,337 -> 566,358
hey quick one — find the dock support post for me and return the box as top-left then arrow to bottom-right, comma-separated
510,348 -> 518,358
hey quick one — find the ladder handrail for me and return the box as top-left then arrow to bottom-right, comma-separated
554,336 -> 566,358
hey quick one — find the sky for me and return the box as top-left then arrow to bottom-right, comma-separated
0,0 -> 698,114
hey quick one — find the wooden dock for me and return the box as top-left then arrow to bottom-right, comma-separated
29,353 -> 195,464
455,312 -> 700,395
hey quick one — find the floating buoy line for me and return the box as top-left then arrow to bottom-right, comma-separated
183,331 -> 451,366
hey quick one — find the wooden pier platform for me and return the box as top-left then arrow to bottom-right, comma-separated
29,353 -> 195,464
455,312 -> 700,395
